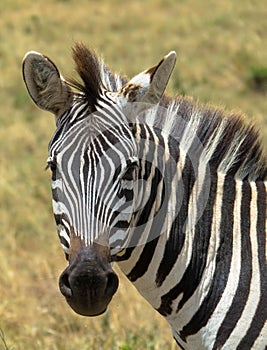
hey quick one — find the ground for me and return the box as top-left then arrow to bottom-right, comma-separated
0,0 -> 266,349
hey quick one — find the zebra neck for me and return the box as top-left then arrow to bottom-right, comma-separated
117,165 -> 217,290
116,132 -> 214,286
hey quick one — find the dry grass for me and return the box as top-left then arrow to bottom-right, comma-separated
0,0 -> 266,349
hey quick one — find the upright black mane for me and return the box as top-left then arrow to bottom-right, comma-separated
70,42 -> 103,111
161,96 -> 267,181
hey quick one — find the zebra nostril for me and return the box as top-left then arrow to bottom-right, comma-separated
59,270 -> 73,299
105,271 -> 119,297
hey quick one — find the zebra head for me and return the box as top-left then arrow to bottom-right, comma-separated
22,44 -> 176,316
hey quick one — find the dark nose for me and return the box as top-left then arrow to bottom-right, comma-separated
59,258 -> 119,317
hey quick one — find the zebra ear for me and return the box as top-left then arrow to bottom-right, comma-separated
22,51 -> 73,117
119,51 -> 176,104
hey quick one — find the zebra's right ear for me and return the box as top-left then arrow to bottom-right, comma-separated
119,51 -> 176,105
22,51 -> 73,117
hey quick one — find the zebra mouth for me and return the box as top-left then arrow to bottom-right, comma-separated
59,267 -> 119,317
58,248 -> 119,317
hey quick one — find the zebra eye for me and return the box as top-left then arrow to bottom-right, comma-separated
121,162 -> 139,181
46,156 -> 57,172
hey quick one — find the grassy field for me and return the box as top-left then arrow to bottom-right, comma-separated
0,0 -> 266,349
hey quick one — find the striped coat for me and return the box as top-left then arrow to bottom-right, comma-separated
23,43 -> 267,349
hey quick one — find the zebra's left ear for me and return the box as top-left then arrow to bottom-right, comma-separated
119,51 -> 176,104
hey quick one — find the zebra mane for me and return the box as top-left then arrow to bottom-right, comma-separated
70,43 -> 103,111
70,42 -> 127,108
159,96 -> 267,181
69,43 -> 267,181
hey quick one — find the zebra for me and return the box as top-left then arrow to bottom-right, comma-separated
22,43 -> 267,349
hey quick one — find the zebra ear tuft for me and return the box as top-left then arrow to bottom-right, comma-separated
22,51 -> 73,117
119,51 -> 176,105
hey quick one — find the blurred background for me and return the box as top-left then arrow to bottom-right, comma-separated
0,0 -> 266,349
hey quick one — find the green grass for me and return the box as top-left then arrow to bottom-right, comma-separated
247,66 -> 267,92
0,0 -> 267,349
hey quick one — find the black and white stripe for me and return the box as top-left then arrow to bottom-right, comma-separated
46,47 -> 266,349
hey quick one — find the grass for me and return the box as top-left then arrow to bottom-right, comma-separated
247,66 -> 267,92
0,0 -> 266,349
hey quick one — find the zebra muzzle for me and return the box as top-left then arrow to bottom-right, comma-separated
59,244 -> 119,317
